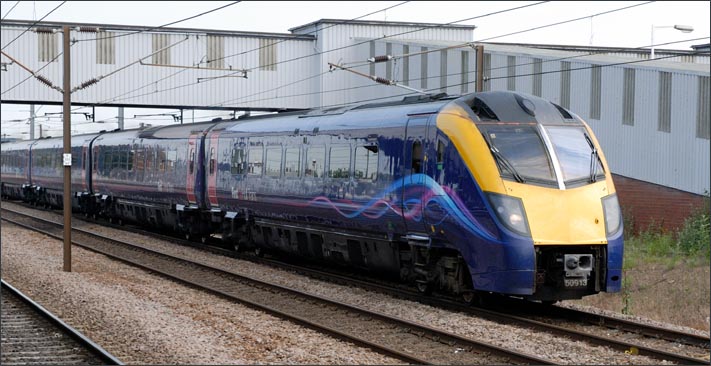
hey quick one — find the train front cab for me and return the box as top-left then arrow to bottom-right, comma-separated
436,91 -> 623,302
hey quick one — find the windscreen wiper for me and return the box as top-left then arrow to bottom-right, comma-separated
583,132 -> 602,183
481,133 -> 525,183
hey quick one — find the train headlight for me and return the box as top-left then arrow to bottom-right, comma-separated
602,194 -> 622,236
486,192 -> 530,237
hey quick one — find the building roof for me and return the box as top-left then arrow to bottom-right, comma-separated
0,19 -> 316,40
289,18 -> 477,33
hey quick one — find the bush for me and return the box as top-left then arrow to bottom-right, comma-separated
676,201 -> 710,257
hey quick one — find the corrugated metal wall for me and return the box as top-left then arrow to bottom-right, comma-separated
481,45 -> 709,195
2,21 -> 708,195
1,24 -> 316,110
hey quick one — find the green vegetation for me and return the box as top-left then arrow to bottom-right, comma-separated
623,196 -> 710,269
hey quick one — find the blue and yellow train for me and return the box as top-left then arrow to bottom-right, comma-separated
0,91 -> 623,302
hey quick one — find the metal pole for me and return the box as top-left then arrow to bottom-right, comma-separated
62,25 -> 72,272
118,107 -> 124,130
650,25 -> 655,60
30,104 -> 35,140
475,45 -> 484,93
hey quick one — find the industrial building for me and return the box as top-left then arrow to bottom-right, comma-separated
1,18 -> 709,231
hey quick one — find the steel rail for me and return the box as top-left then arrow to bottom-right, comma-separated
1,279 -> 123,365
1,210 -> 554,365
4,203 -> 709,364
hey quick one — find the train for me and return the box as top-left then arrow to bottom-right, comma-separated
1,91 -> 623,303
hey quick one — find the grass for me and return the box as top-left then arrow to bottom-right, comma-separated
571,197 -> 710,331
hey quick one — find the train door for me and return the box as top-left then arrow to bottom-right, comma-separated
205,131 -> 220,208
402,116 -> 430,235
185,133 -> 199,206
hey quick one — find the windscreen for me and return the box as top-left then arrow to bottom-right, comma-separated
481,124 -> 556,185
546,126 -> 605,184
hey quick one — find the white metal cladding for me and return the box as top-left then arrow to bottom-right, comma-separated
290,20 -> 474,108
1,23 -> 317,110
479,44 -> 709,195
2,20 -> 708,195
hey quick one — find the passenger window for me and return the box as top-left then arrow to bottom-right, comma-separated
231,148 -> 245,175
329,145 -> 351,179
209,147 -> 216,175
354,145 -> 378,181
411,141 -> 423,174
136,150 -> 145,172
248,145 -> 263,176
305,146 -> 325,178
265,146 -> 282,177
188,148 -> 195,174
166,149 -> 177,172
284,148 -> 300,177
436,140 -> 445,171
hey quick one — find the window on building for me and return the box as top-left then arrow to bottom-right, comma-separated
248,144 -> 263,176
560,61 -> 571,109
305,146 -> 325,178
152,33 -> 171,65
440,49 -> 448,93
461,50 -> 469,94
533,58 -> 542,97
697,76 -> 710,139
207,35 -> 224,69
507,56 -> 516,91
329,145 -> 350,179
265,146 -> 282,177
590,65 -> 602,120
354,146 -> 378,181
421,47 -> 428,89
622,68 -> 635,125
37,31 -> 58,62
403,45 -> 410,86
259,38 -> 277,71
96,31 -> 115,64
658,72 -> 672,133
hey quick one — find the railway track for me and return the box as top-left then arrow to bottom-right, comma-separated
0,279 -> 122,366
3,204 -> 709,364
1,207 -> 553,365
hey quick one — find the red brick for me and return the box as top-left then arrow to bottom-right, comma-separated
612,174 -> 707,234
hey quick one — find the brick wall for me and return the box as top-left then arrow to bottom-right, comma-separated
612,174 -> 708,234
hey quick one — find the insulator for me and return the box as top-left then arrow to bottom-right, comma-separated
34,27 -> 56,33
374,77 -> 392,85
78,27 -> 100,33
35,75 -> 53,87
79,78 -> 99,90
368,55 -> 393,63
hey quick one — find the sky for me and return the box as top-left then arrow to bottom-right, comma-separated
1,0 -> 709,138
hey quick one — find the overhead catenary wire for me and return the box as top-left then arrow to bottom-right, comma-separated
217,36 -> 710,107
1,1 -> 66,50
71,35 -> 190,93
347,0 -> 655,66
0,50 -> 63,93
1,1 -> 20,21
81,1 -> 413,108
211,0 -> 651,108
318,50 -> 707,111
73,1 -> 242,42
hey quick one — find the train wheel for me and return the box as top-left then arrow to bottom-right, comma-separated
415,280 -> 432,295
200,235 -> 208,244
254,246 -> 264,257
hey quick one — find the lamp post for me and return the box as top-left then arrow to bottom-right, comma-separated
651,24 -> 694,59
